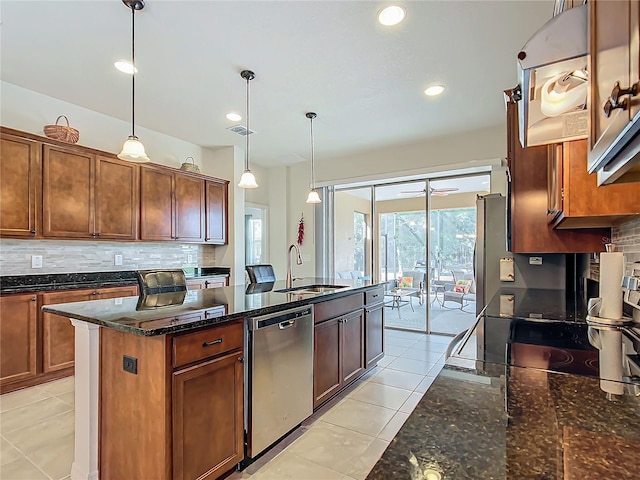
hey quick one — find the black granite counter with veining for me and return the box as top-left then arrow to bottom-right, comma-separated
367,288 -> 640,479
0,267 -> 230,294
41,277 -> 380,336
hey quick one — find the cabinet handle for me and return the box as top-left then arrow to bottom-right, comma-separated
174,236 -> 179,240
205,237 -> 210,241
91,291 -> 99,295
204,281 -> 210,287
604,98 -> 628,118
238,357 -> 244,363
610,81 -> 639,105
30,229 -> 36,234
31,297 -> 37,302
371,293 -> 379,298
95,233 -> 101,237
202,338 -> 223,347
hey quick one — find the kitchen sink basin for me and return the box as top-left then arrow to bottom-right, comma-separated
274,284 -> 348,294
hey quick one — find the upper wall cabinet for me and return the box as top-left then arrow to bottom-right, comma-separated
140,165 -> 206,243
205,180 -> 228,245
505,91 -> 610,253
42,145 -> 139,240
0,133 -> 41,237
547,140 -> 640,228
588,0 -> 640,184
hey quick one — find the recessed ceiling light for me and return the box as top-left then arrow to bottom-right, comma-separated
424,85 -> 445,96
378,5 -> 406,26
114,60 -> 137,75
226,112 -> 242,122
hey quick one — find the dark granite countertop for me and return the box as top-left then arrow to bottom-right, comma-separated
41,277 -> 382,336
367,288 -> 640,479
0,267 -> 230,294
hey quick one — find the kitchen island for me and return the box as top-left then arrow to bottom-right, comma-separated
42,278 -> 385,480
367,288 -> 640,479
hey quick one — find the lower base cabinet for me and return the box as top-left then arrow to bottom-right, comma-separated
0,285 -> 138,394
173,351 -> 244,480
100,320 -> 244,480
365,303 -> 384,369
313,309 -> 364,409
0,294 -> 37,387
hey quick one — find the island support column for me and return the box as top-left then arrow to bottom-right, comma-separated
70,320 -> 100,480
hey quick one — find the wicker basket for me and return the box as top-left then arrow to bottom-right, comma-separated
43,116 -> 79,144
180,156 -> 200,173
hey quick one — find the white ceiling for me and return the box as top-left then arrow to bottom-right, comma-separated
0,1 -> 554,168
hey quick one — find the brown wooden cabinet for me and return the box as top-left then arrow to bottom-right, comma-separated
40,285 -> 139,374
365,304 -> 384,370
140,165 -> 206,242
0,133 -> 41,237
0,294 -> 37,387
205,180 -> 229,244
186,276 -> 227,290
42,145 -> 139,240
313,294 -> 365,409
100,319 -> 244,480
505,90 -> 611,253
547,140 -> 640,228
588,0 -> 640,184
172,351 -> 244,480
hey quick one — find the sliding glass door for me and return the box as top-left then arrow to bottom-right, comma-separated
333,187 -> 372,280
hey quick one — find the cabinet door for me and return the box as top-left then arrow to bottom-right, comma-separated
41,289 -> 95,373
365,304 -> 384,369
0,294 -> 37,385
0,133 -> 41,237
43,145 -> 95,238
173,351 -> 244,480
95,156 -> 139,240
174,174 -> 205,242
140,166 -> 174,241
313,317 -> 341,409
341,310 -> 364,384
186,279 -> 205,290
205,181 -> 228,244
589,0 -> 633,167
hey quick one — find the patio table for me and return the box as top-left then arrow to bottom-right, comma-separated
384,288 -> 420,318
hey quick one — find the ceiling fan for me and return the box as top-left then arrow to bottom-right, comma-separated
399,186 -> 459,197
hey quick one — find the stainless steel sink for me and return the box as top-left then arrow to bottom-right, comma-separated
274,284 -> 348,294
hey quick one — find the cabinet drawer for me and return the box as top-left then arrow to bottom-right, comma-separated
314,294 -> 363,323
365,287 -> 384,306
173,321 -> 243,368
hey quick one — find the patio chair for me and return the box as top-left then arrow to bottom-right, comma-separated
400,270 -> 426,305
442,273 -> 476,311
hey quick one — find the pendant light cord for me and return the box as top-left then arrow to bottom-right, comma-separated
245,76 -> 250,171
310,116 -> 315,189
131,5 -> 136,137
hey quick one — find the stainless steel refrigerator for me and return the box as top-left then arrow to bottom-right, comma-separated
475,193 -> 567,317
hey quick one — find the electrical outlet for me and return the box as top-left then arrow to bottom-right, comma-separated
114,254 -> 123,266
529,256 -> 543,265
31,255 -> 43,268
123,355 -> 138,375
187,254 -> 194,264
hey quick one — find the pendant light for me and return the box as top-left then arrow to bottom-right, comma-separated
117,0 -> 150,163
305,112 -> 321,203
238,70 -> 258,188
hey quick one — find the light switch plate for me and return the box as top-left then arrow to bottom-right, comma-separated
529,256 -> 543,265
187,254 -> 194,264
114,254 -> 123,266
31,255 -> 43,269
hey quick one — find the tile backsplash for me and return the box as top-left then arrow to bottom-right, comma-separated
612,217 -> 640,276
0,239 -> 217,276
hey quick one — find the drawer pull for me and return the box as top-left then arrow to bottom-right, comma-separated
604,97 -> 627,118
30,229 -> 36,234
372,293 -> 379,298
202,338 -> 223,347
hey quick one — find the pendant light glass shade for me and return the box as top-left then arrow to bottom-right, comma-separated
305,112 -> 321,204
118,135 -> 150,163
306,189 -> 321,203
118,0 -> 150,163
238,170 -> 258,188
238,70 -> 258,188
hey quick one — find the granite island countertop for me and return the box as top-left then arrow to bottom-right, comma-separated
367,288 -> 640,479
41,277 -> 382,336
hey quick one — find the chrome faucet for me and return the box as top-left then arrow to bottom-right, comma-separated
286,243 -> 303,289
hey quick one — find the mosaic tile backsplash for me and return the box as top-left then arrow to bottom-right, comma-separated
0,239 -> 217,276
589,217 -> 640,280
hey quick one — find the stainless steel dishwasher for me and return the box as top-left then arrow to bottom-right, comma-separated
246,305 -> 314,459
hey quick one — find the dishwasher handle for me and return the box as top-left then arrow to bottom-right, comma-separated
279,320 -> 295,329
251,305 -> 313,330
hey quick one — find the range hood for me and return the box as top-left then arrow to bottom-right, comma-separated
514,4 -> 588,148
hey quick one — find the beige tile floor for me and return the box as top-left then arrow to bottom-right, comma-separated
0,329 -> 449,480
